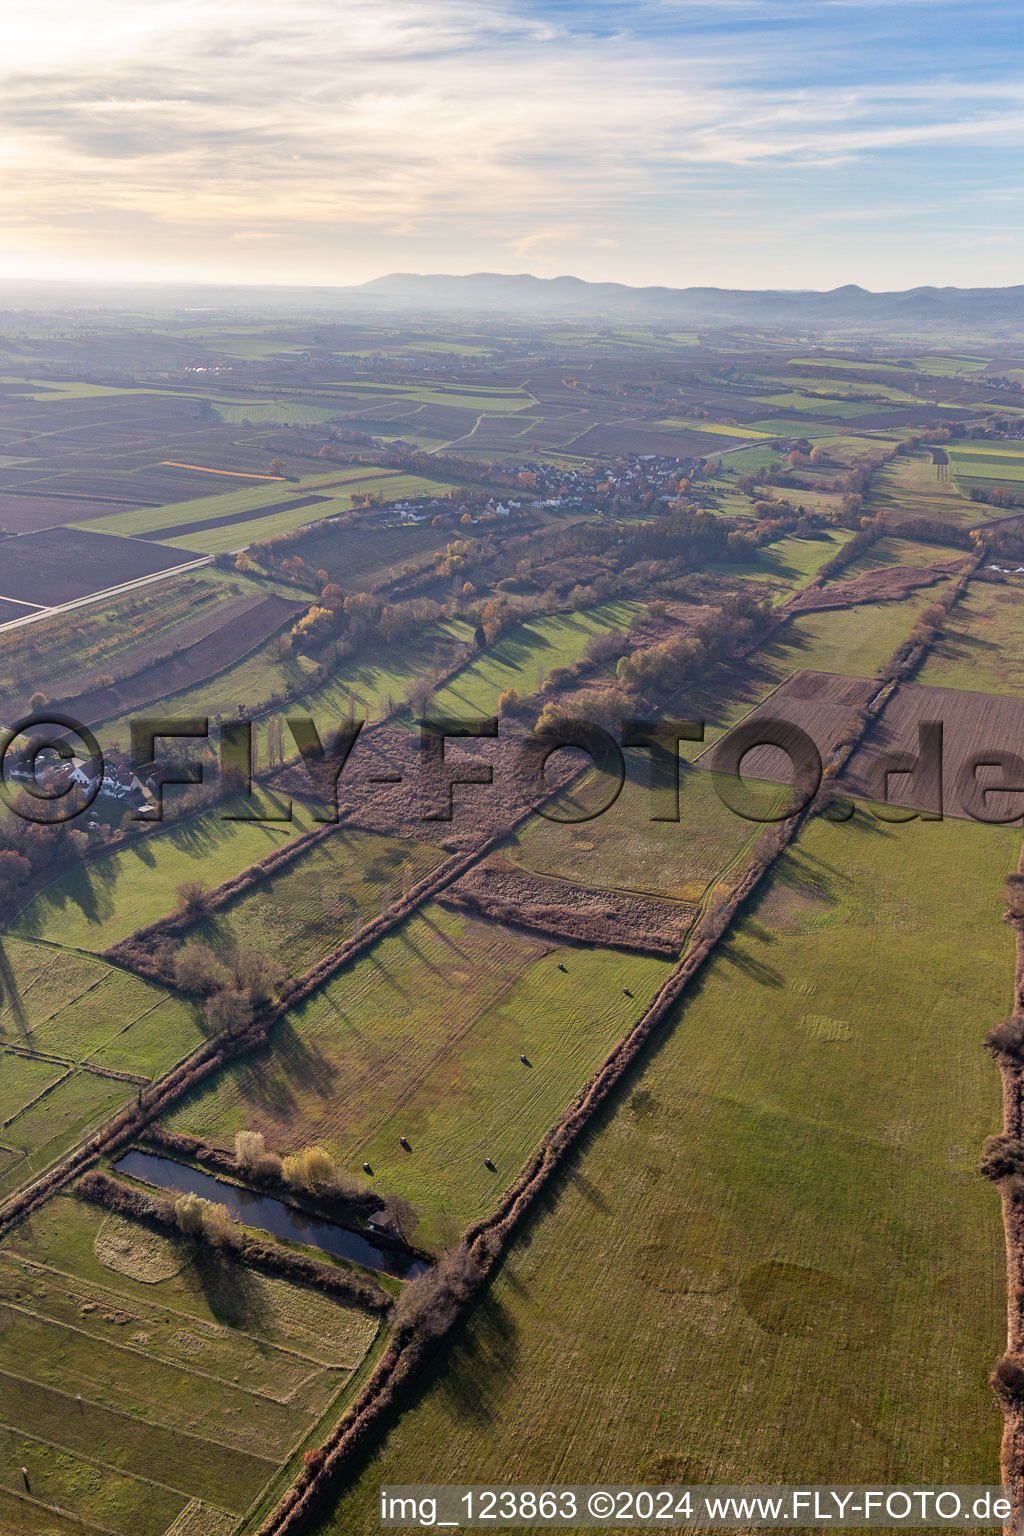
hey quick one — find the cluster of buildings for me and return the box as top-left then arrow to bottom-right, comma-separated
4,738 -> 156,819
356,452 -> 696,531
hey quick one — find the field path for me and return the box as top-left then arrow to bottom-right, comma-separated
0,554 -> 211,637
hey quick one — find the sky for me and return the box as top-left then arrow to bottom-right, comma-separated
2,0 -> 1023,292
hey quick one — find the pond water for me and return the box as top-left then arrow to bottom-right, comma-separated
113,1149 -> 427,1279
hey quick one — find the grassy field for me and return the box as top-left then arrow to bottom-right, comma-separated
11,800 -> 318,951
0,938 -> 207,1194
758,393 -> 889,418
509,757 -> 758,903
161,474 -> 462,555
163,902 -> 671,1245
708,529 -> 853,602
913,354 -> 990,376
177,826 -> 446,976
768,589 -> 947,684
948,444 -> 1024,498
823,533 -> 963,582
948,445 -> 1024,479
653,418 -> 773,440
432,602 -> 642,715
311,811 -> 1014,1532
0,1194 -> 380,1533
866,452 -> 977,524
915,580 -> 1024,695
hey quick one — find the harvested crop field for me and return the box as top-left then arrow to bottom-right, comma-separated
0,527 -> 202,606
0,492 -> 153,532
841,678 -> 1024,821
0,1194 -> 380,1533
785,561 -> 961,613
162,902 -> 671,1241
439,856 -> 696,955
697,669 -> 877,791
314,812 -> 1014,1533
0,597 -> 37,623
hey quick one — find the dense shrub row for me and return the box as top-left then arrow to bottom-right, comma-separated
982,865 -> 1024,1509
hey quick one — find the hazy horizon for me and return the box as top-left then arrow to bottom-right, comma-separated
0,269 -> 1023,299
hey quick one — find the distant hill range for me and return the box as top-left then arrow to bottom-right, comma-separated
353,272 -> 1024,331
2,272 -> 1023,333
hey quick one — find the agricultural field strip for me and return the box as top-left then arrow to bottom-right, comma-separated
0,1365 -> 279,1488
0,1250 -> 366,1374
0,1485 -> 127,1536
33,593 -> 303,734
66,468 -> 400,538
0,555 -> 214,638
0,570 -> 249,695
1,1064 -> 72,1128
0,1270 -> 350,1401
0,954 -> 164,1057
0,1313 -> 319,1461
0,1418 -> 224,1524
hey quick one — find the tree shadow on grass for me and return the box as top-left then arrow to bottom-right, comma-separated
0,936 -> 29,1038
14,856 -> 115,934
770,850 -> 842,903
242,1014 -> 339,1119
181,909 -> 232,948
716,936 -> 784,987
833,805 -> 898,838
188,1242 -> 273,1335
564,1167 -> 611,1215
434,1286 -> 521,1425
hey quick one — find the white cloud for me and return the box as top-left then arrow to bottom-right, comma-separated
0,0 -> 1021,283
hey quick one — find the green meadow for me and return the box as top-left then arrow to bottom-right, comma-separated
11,800 -> 316,951
432,602 -> 642,714
163,902 -> 670,1245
